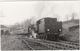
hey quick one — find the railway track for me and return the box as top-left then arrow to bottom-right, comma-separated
23,38 -> 65,50
38,41 -> 79,50
21,39 -> 51,50
18,36 -> 79,50
26,38 -> 79,50
60,41 -> 79,46
22,39 -> 34,50
39,40 -> 79,50
37,39 -> 79,46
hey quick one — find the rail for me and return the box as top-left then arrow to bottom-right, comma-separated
21,37 -> 79,50
27,38 -> 79,50
21,38 -> 51,50
22,39 -> 34,50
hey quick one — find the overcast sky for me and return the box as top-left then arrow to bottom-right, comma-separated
0,1 -> 80,25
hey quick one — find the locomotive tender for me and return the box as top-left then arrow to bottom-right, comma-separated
28,17 -> 62,41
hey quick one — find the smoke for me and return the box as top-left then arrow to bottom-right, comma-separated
34,1 -> 46,20
34,1 -> 58,20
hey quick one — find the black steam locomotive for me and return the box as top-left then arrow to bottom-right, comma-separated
28,17 -> 62,41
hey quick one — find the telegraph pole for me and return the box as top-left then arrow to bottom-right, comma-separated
71,13 -> 75,20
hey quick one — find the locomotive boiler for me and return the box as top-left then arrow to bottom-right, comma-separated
28,17 -> 62,41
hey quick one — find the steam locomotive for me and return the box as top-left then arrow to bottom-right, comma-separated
28,17 -> 62,41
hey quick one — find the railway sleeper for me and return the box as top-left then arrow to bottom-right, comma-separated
47,44 -> 70,50
23,38 -> 79,50
57,43 -> 79,49
56,43 -> 79,48
38,40 -> 79,49
60,41 -> 79,46
59,44 -> 79,49
37,39 -> 79,47
44,42 -> 76,49
52,43 -> 78,50
34,40 -> 78,50
40,42 -> 57,50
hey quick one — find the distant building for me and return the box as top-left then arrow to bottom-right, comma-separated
0,25 -> 10,35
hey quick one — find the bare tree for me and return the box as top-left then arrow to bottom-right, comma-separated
65,13 -> 77,21
71,13 -> 77,20
9,16 -> 36,34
